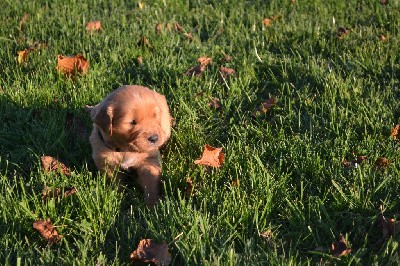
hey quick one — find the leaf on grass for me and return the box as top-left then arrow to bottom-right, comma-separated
232,178 -> 239,187
130,239 -> 171,265
197,56 -> 213,66
42,186 -> 77,201
65,112 -> 88,140
86,20 -> 102,32
390,124 -> 399,140
57,54 -> 89,76
33,218 -> 63,244
342,155 -> 368,168
337,27 -> 350,39
185,57 -> 212,77
375,157 -> 389,168
208,97 -> 222,110
184,32 -> 193,40
41,156 -> 71,175
174,22 -> 183,32
219,66 -> 235,80
194,145 -> 225,168
263,18 -> 272,26
138,36 -> 153,49
331,234 -> 351,257
224,54 -> 232,62
253,97 -> 277,116
17,49 -> 30,64
20,13 -> 29,32
378,34 -> 388,42
155,23 -> 164,34
260,229 -> 273,241
380,0 -> 389,5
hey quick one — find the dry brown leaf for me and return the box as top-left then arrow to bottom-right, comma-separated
342,155 -> 368,168
197,56 -> 212,66
380,0 -> 389,5
224,54 -> 232,62
232,178 -> 239,187
155,23 -> 164,34
194,145 -> 225,168
379,34 -> 388,42
17,49 -> 30,64
208,97 -> 222,110
390,124 -> 400,140
174,22 -> 183,32
331,234 -> 352,257
86,20 -> 102,32
260,229 -> 272,240
57,54 -> 89,76
41,156 -> 71,175
137,56 -> 143,65
263,18 -> 272,26
130,239 -> 171,265
184,64 -> 206,77
33,218 -> 63,244
253,97 -> 277,116
184,32 -> 193,40
138,36 -> 153,49
375,157 -> 390,168
42,186 -> 77,201
219,66 -> 235,79
337,27 -> 350,39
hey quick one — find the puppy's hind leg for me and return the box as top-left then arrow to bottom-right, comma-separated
136,164 -> 162,207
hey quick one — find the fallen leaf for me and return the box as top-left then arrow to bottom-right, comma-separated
155,23 -> 164,34
380,0 -> 389,5
253,97 -> 277,116
197,56 -> 212,66
42,186 -> 77,201
194,145 -> 225,168
20,13 -> 29,32
56,54 -> 89,77
331,234 -> 352,257
232,178 -> 239,187
375,157 -> 389,168
208,97 -> 222,110
378,34 -> 388,42
260,229 -> 272,240
263,18 -> 272,26
138,36 -> 153,49
337,27 -> 350,39
184,32 -> 193,40
86,20 -> 102,32
17,49 -> 30,64
32,218 -> 63,244
219,66 -> 235,80
184,64 -> 206,77
390,124 -> 399,140
174,22 -> 183,32
130,239 -> 171,265
342,155 -> 368,168
41,156 -> 71,175
137,56 -> 143,65
64,112 -> 88,140
224,54 -> 232,62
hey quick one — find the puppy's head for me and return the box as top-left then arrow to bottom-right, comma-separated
86,85 -> 171,152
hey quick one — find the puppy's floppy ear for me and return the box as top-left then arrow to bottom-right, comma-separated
87,104 -> 114,136
155,93 -> 171,143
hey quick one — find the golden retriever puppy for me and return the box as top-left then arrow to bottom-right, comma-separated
85,85 -> 171,207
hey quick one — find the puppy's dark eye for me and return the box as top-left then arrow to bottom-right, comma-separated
130,120 -> 137,125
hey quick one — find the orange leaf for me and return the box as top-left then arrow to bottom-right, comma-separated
391,124 -> 400,140
33,218 -> 63,244
263,18 -> 272,26
17,49 -> 30,64
174,22 -> 183,32
194,145 -> 225,168
185,64 -> 206,77
379,33 -> 388,42
130,239 -> 171,265
331,234 -> 352,257
155,23 -> 164,34
208,97 -> 222,110
86,20 -> 102,32
197,56 -> 212,66
219,66 -> 235,79
56,54 -> 89,76
41,156 -> 71,175
42,186 -> 77,201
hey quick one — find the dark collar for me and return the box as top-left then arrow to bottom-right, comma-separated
97,130 -> 121,152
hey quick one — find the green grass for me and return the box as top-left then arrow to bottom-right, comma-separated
0,0 -> 399,264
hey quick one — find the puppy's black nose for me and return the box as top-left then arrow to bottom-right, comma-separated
148,134 -> 159,144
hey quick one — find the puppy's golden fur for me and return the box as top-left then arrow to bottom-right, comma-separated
86,85 -> 171,206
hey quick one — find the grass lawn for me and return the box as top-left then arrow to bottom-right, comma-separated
0,0 -> 399,264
